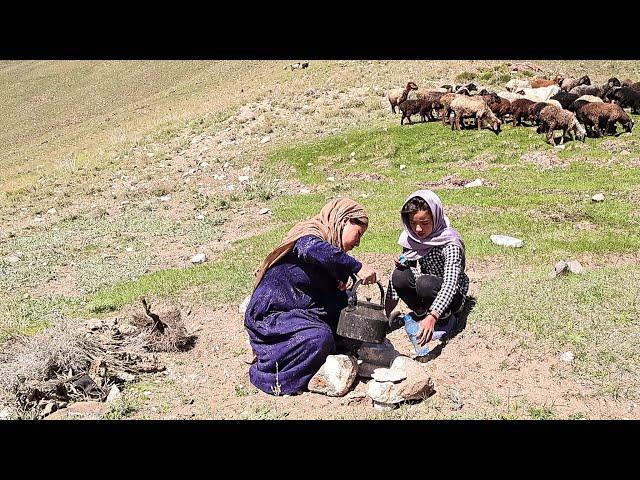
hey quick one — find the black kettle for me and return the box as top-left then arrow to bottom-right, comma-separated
336,279 -> 392,343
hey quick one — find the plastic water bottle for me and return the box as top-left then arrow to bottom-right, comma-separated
403,313 -> 451,356
398,254 -> 408,266
403,313 -> 430,356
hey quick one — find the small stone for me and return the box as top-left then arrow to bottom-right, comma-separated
125,247 -> 134,253
238,175 -> 250,183
308,354 -> 358,397
5,255 -> 20,263
490,234 -> 524,248
550,260 -> 569,278
555,144 -> 566,150
399,164 -> 406,170
326,176 -> 335,182
47,208 -> 57,215
560,351 -> 574,363
307,162 -> 313,166
592,193 -> 605,202
464,178 -> 484,188
196,214 -> 205,220
300,188 -> 311,194
15,251 -> 23,258
372,368 -> 407,383
200,162 -> 209,168
350,151 -> 356,157
0,408 -> 10,420
22,293 -> 29,300
227,184 -> 236,191
390,356 -> 433,401
367,380 -> 404,404
260,136 -> 271,144
213,174 -> 226,180
373,401 -> 398,411
160,195 -> 171,202
116,372 -> 136,382
191,253 -> 207,264
223,162 -> 230,169
259,208 -> 270,215
567,260 -> 584,274
349,159 -> 357,164
84,319 -> 104,331
239,295 -> 251,314
143,391 -> 152,398
106,385 -> 122,403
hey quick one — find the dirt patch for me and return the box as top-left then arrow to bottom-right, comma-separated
520,151 -> 569,170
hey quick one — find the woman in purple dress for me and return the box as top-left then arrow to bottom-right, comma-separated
244,197 -> 378,396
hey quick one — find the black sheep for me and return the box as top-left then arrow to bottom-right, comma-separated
607,87 -> 640,114
550,91 -> 579,109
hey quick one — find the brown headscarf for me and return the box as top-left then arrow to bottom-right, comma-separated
253,197 -> 369,289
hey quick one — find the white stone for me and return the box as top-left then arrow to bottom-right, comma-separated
47,208 -> 57,215
260,136 -> 271,144
464,178 -> 484,188
143,391 -> 152,398
213,174 -> 226,180
300,188 -> 311,194
373,401 -> 398,411
490,235 -> 524,248
227,185 -> 236,191
160,195 -> 171,202
592,193 -> 605,202
371,368 -> 407,383
550,260 -> 569,278
307,162 -> 313,166
125,247 -> 134,252
307,355 -> 358,397
238,175 -> 250,183
259,208 -> 270,215
239,295 -> 251,314
326,176 -> 335,182
349,159 -> 357,164
0,408 -> 10,420
350,151 -> 356,157
367,380 -> 404,404
399,164 -> 406,170
223,162 -> 230,169
560,351 -> 574,363
196,214 -> 205,220
200,162 -> 209,168
190,253 -> 207,264
5,254 -> 20,263
567,260 -> 584,274
390,356 -> 433,401
106,385 -> 122,403
15,251 -> 24,258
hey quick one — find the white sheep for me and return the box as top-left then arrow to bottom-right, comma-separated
506,79 -> 531,92
576,95 -> 603,103
516,85 -> 561,102
497,91 -> 526,102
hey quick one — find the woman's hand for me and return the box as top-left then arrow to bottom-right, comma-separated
416,314 -> 438,346
336,280 -> 348,291
357,263 -> 378,285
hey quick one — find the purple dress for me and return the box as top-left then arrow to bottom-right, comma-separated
244,235 -> 362,395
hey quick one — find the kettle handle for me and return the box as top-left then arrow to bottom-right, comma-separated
349,279 -> 385,308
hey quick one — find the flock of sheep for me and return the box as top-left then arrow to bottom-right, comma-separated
386,74 -> 639,145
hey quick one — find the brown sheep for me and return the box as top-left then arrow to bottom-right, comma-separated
536,105 -> 586,145
530,77 -> 560,88
387,82 -> 418,114
450,96 -> 502,134
398,99 -> 431,125
575,102 -> 634,137
560,75 -> 591,92
434,92 -> 459,125
482,94 -> 511,122
510,98 -> 536,126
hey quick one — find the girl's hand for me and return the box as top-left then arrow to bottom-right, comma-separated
357,263 -> 378,285
336,280 -> 348,291
416,314 -> 438,346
